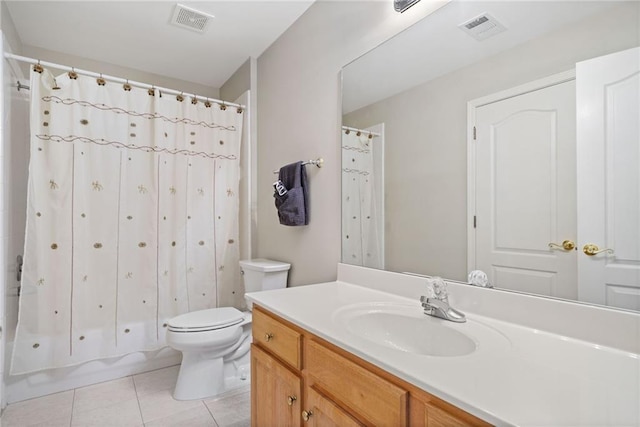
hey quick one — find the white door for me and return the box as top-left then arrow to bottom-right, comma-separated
473,79 -> 577,298
577,47 -> 640,311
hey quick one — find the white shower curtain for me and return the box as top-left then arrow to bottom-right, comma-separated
341,129 -> 383,269
11,68 -> 243,374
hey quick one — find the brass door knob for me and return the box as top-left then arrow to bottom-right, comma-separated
287,395 -> 297,406
548,240 -> 576,251
264,332 -> 274,342
583,243 -> 614,256
302,410 -> 313,422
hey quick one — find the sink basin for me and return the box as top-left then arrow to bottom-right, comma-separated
332,302 -> 480,357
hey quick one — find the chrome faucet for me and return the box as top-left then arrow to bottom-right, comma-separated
420,296 -> 466,323
420,277 -> 466,323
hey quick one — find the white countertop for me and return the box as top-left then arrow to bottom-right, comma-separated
246,281 -> 640,427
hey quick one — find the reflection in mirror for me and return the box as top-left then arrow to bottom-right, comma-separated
341,1 -> 640,312
341,125 -> 385,269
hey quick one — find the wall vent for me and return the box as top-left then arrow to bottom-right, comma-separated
171,4 -> 214,33
458,13 -> 506,41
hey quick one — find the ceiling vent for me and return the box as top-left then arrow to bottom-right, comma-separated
458,13 -> 506,41
171,4 -> 214,33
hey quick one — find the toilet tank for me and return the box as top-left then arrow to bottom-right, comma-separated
240,259 -> 291,293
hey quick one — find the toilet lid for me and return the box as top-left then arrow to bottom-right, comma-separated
167,307 -> 244,332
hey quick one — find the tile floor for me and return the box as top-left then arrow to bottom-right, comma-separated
1,365 -> 251,427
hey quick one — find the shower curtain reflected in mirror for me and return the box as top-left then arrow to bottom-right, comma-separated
341,125 -> 384,269
12,68 -> 243,374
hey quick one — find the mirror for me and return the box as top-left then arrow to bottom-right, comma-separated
341,1 -> 640,312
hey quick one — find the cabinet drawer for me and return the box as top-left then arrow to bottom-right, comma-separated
253,307 -> 302,369
305,339 -> 408,426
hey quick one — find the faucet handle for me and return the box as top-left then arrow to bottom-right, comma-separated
428,276 -> 448,301
468,270 -> 492,288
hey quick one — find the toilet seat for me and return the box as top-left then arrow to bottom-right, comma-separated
168,307 -> 244,333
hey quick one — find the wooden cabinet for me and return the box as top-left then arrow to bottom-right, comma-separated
251,305 -> 491,427
410,395 -> 490,427
252,307 -> 302,369
305,339 -> 408,426
251,343 -> 302,427
303,386 -> 364,426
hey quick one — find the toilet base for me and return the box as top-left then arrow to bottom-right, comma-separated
168,313 -> 253,400
173,352 -> 225,400
172,335 -> 251,401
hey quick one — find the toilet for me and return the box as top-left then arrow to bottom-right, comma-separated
166,258 -> 291,400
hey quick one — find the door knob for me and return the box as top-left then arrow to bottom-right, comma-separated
287,395 -> 297,406
264,332 -> 274,342
302,410 -> 313,422
583,243 -> 614,256
548,240 -> 576,251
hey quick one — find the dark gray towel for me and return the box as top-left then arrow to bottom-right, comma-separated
273,161 -> 309,226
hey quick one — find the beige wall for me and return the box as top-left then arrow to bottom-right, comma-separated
343,3 -> 640,281
221,58 -> 259,262
256,1 -> 448,286
220,58 -> 251,102
1,1 -> 23,55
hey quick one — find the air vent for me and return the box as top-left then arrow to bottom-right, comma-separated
171,4 -> 214,33
458,13 -> 506,41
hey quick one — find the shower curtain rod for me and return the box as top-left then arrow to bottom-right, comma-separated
341,125 -> 381,137
4,53 -> 245,109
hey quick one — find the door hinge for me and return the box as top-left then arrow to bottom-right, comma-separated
473,126 -> 477,140
473,215 -> 477,228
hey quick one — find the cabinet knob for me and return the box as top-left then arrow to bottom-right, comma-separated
287,395 -> 297,406
264,332 -> 274,342
302,410 -> 313,422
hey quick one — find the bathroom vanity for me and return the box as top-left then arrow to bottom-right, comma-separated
251,305 -> 488,426
247,264 -> 640,426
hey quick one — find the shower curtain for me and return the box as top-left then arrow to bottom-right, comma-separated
341,129 -> 383,269
11,68 -> 243,374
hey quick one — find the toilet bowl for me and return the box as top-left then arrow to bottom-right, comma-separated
166,259 -> 290,400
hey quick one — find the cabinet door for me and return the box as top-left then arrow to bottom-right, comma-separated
303,386 -> 364,427
252,344 -> 302,427
410,395 -> 491,427
426,403 -> 475,427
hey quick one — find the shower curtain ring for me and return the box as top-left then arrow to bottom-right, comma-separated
176,92 -> 184,102
123,79 -> 132,91
204,99 -> 212,108
68,67 -> 78,80
34,60 -> 44,74
219,102 -> 227,111
191,94 -> 198,105
97,73 -> 106,86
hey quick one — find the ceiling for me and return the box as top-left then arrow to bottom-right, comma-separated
5,1 -> 315,88
342,1 -> 623,113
